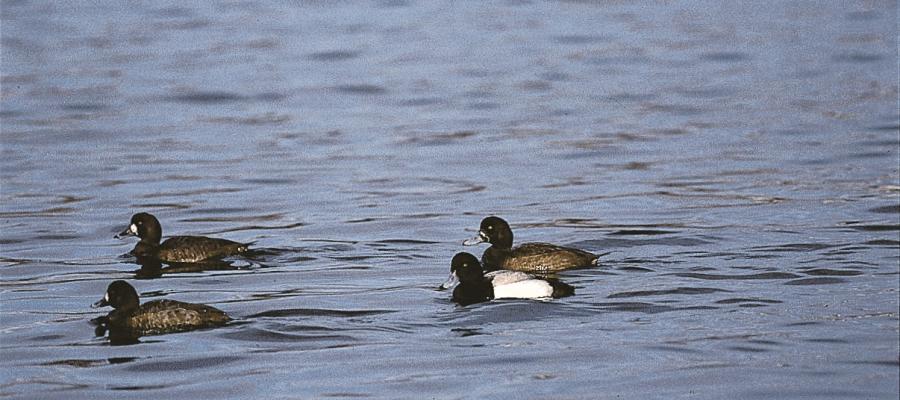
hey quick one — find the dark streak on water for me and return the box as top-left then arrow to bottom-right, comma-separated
1,1 -> 898,399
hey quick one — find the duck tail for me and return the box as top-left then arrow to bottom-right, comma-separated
549,279 -> 575,298
237,241 -> 256,253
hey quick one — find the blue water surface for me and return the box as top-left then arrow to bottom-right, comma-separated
1,1 -> 898,399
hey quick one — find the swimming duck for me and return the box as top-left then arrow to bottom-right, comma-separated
116,212 -> 249,263
91,280 -> 231,339
463,216 -> 600,273
440,252 -> 575,306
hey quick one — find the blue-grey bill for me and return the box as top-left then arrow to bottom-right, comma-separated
439,272 -> 459,290
462,231 -> 488,246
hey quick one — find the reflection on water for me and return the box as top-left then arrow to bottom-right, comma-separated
130,257 -> 241,279
91,317 -> 141,346
1,0 -> 898,398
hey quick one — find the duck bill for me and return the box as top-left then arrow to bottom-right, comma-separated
91,295 -> 109,309
462,231 -> 488,246
439,272 -> 460,290
114,224 -> 138,239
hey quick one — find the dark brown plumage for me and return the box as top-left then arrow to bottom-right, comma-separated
116,212 -> 248,263
92,280 -> 231,338
119,299 -> 231,335
464,216 -> 600,273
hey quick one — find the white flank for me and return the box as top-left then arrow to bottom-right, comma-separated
492,279 -> 553,299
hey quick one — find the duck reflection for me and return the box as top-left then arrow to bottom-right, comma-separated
131,256 -> 241,279
91,317 -> 140,346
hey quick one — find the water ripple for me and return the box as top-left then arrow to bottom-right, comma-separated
607,287 -> 729,298
672,272 -> 802,280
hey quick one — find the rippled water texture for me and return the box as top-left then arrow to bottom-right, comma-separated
2,1 -> 898,398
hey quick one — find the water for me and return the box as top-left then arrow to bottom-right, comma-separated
1,0 -> 898,398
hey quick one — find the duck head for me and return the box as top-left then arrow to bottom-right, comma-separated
462,216 -> 513,249
115,212 -> 162,245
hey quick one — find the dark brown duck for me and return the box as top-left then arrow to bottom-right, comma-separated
463,216 -> 601,273
116,212 -> 249,263
92,280 -> 231,338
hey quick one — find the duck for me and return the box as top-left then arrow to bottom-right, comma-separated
463,216 -> 601,273
115,212 -> 249,263
440,252 -> 575,306
91,280 -> 231,339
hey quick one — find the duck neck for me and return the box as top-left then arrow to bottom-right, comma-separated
482,247 -> 509,271
453,281 -> 494,305
491,229 -> 513,249
118,297 -> 140,314
108,301 -> 139,326
132,241 -> 160,258
141,229 -> 162,246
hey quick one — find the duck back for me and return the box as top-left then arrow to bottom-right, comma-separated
124,299 -> 231,335
157,236 -> 248,263
497,242 -> 598,272
485,270 -> 575,299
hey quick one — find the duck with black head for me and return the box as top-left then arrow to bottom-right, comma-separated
116,212 -> 249,263
440,252 -> 575,306
91,280 -> 231,343
463,216 -> 601,273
